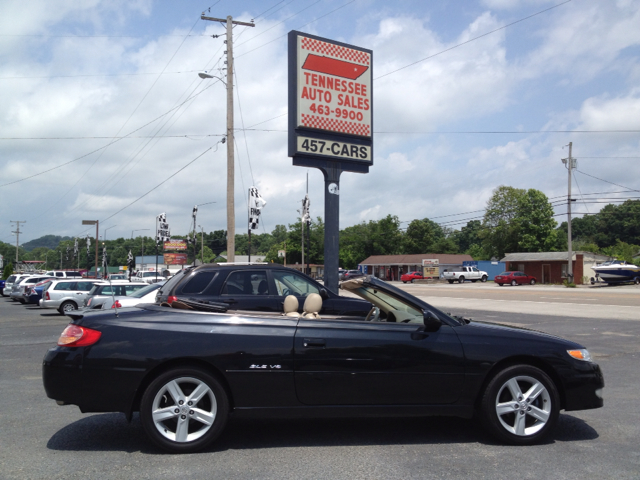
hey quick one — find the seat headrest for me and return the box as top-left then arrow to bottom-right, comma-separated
283,295 -> 299,316
302,293 -> 322,318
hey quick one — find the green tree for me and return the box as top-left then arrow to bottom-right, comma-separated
401,218 -> 445,254
339,215 -> 402,268
516,189 -> 558,252
453,220 -> 483,253
480,186 -> 526,258
2,263 -> 13,279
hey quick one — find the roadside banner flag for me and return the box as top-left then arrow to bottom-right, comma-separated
86,237 -> 91,254
102,246 -> 108,272
249,187 -> 267,230
73,238 -> 78,256
302,194 -> 310,223
156,213 -> 170,243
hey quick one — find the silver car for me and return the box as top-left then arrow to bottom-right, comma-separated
92,282 -> 165,310
39,279 -> 101,314
10,275 -> 55,303
3,274 -> 34,298
83,282 -> 149,309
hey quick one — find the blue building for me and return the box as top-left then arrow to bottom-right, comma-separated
463,260 -> 506,280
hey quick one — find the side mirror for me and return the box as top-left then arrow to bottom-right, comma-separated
423,310 -> 441,332
319,288 -> 329,300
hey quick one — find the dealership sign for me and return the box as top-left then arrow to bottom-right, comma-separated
164,253 -> 188,265
288,31 -> 373,171
164,240 -> 187,251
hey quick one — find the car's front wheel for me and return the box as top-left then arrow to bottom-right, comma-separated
530,279 -> 536,285
140,367 -> 229,453
480,365 -> 559,445
511,280 -> 517,286
481,275 -> 488,282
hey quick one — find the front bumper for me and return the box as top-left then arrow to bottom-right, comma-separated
563,361 -> 605,411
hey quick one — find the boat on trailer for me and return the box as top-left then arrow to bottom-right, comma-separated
591,260 -> 640,284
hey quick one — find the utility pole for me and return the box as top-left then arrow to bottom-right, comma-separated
201,14 -> 254,263
562,142 -> 576,283
10,220 -> 25,263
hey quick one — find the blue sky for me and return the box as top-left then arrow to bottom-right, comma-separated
1,0 -> 639,244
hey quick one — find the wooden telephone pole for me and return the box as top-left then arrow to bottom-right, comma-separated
201,14 -> 254,263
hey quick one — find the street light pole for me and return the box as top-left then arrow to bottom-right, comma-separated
198,225 -> 204,264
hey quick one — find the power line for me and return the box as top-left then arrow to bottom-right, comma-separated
0,81 -> 219,188
375,0 -> 572,80
575,169 -> 640,193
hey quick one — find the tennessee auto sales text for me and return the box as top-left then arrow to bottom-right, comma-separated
301,72 -> 370,111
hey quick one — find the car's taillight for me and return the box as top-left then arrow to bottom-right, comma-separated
45,291 -> 50,300
167,296 -> 177,304
111,300 -> 122,309
87,298 -> 92,307
57,324 -> 102,347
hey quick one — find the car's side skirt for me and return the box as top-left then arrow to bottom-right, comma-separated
231,404 -> 474,419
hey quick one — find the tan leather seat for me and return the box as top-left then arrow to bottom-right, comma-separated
283,295 -> 300,317
302,293 -> 322,319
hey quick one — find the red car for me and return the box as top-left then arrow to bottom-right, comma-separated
495,271 -> 537,286
401,271 -> 424,283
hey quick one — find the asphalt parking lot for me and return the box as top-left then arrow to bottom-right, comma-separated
1,285 -> 639,480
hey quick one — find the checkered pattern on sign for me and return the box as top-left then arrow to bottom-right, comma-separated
301,114 -> 370,137
301,37 -> 370,66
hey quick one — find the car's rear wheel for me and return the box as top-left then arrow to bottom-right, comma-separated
511,280 -> 517,286
140,367 -> 229,453
59,301 -> 77,314
530,279 -> 536,285
498,283 -> 503,286
480,365 -> 559,445
458,276 -> 465,284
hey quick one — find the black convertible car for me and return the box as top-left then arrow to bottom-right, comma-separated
42,276 -> 604,453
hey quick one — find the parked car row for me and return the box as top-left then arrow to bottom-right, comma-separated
1,273 -> 153,314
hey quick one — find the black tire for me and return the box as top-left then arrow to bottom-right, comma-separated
481,275 -> 488,282
402,281 -> 407,284
458,276 -> 465,284
410,279 -> 415,284
530,279 -> 536,285
480,365 -> 559,445
448,280 -> 454,284
19,298 -> 26,304
634,277 -> 640,285
59,301 -> 77,315
140,367 -> 229,453
511,280 -> 517,286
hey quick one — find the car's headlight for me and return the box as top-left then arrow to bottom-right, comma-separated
567,349 -> 592,362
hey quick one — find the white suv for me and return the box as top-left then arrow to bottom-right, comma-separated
44,271 -> 84,279
40,279 -> 101,314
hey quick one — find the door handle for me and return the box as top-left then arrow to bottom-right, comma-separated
222,299 -> 237,304
303,338 -> 326,348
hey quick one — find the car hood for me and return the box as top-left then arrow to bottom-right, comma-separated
461,318 -> 585,349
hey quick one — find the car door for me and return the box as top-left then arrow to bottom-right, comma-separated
293,317 -> 465,405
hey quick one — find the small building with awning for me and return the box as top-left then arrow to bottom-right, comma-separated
500,251 -> 611,284
358,254 -> 474,281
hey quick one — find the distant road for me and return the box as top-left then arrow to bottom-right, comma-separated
394,282 -> 640,321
